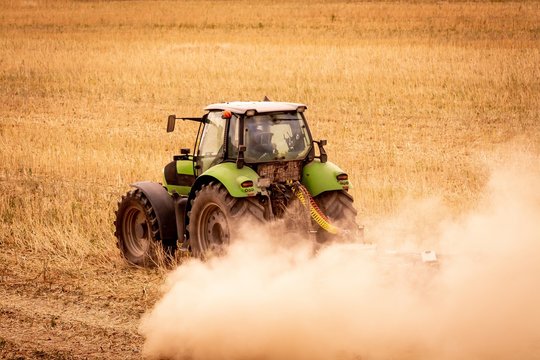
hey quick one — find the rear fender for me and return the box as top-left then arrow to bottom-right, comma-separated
189,162 -> 261,199
301,160 -> 351,197
131,181 -> 178,242
185,163 -> 261,228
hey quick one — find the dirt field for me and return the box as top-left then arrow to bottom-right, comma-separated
1,0 -> 539,358
0,245 -> 167,359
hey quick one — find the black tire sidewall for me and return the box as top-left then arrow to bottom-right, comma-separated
314,190 -> 358,242
188,183 -> 233,258
115,191 -> 158,266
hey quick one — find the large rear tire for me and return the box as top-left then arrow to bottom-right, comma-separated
314,190 -> 359,243
114,189 -> 170,266
188,182 -> 265,259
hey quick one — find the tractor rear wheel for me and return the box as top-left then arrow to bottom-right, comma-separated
188,182 -> 265,259
114,189 -> 167,266
314,190 -> 359,243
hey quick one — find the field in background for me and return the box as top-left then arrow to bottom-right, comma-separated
1,0 -> 539,358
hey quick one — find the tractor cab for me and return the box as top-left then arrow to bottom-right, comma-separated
199,101 -> 313,170
166,102 -> 316,183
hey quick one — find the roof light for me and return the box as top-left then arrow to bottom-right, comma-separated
297,106 -> 307,113
222,110 -> 232,119
246,109 -> 256,116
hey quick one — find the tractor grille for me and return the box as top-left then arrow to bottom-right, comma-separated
257,161 -> 302,183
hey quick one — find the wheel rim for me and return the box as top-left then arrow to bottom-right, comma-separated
197,203 -> 230,254
122,205 -> 150,258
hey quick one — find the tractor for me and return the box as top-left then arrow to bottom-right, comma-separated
114,101 -> 360,265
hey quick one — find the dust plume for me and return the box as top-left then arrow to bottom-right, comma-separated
140,153 -> 540,360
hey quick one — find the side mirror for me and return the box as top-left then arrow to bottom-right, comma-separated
167,115 -> 176,132
320,139 -> 327,146
180,148 -> 190,155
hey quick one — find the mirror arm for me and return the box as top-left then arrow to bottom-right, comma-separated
236,145 -> 246,169
315,139 -> 328,163
167,115 -> 205,132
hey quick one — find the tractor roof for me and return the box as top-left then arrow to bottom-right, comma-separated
204,101 -> 307,114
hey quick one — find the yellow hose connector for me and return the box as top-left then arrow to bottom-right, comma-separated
293,183 -> 340,234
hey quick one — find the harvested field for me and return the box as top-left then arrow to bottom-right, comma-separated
1,0 -> 539,358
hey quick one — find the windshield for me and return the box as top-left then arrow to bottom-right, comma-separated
243,112 -> 311,163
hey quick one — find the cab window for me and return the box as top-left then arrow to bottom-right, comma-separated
244,112 -> 311,163
197,111 -> 226,173
227,113 -> 240,159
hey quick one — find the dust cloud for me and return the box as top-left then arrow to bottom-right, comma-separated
140,153 -> 540,360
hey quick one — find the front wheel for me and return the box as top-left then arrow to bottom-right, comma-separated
114,189 -> 172,266
188,182 -> 265,259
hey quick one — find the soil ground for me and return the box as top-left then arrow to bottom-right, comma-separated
0,249 -> 165,359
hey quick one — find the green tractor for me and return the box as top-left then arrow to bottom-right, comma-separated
114,101 -> 360,265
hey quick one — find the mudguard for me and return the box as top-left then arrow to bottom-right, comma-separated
131,181 -> 178,242
190,162 -> 261,199
301,160 -> 351,197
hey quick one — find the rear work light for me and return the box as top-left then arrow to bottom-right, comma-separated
241,180 -> 254,188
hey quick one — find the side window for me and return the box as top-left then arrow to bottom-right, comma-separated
197,112 -> 226,173
227,114 -> 239,158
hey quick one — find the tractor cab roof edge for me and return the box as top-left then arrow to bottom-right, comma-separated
204,101 -> 307,114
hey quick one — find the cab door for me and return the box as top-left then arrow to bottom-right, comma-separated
195,111 -> 227,175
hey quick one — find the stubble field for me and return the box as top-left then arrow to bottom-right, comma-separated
1,1 -> 539,359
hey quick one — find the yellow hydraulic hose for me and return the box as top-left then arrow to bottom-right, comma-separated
293,183 -> 340,234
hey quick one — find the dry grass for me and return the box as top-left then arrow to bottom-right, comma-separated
1,0 -> 539,258
0,1 -> 539,354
